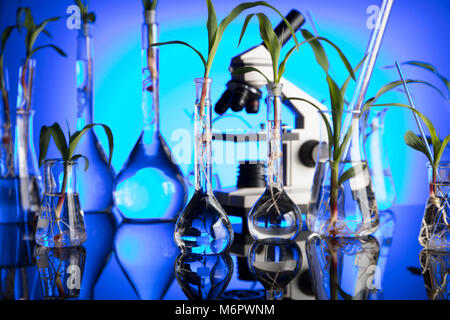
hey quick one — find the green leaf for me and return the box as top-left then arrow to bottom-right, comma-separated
1,26 -> 15,53
150,41 -> 207,70
48,123 -> 69,160
232,66 -> 270,83
237,13 -> 255,47
338,163 -> 367,187
206,0 -> 218,53
435,135 -> 450,165
69,124 -> 114,168
314,36 -> 355,80
71,154 -> 90,172
326,75 -> 344,150
16,7 -> 35,33
301,29 -> 329,74
27,16 -> 61,54
255,13 -> 280,81
277,38 -> 318,82
30,44 -> 67,57
85,12 -> 96,24
401,61 -> 450,98
340,56 -> 366,96
404,130 -> 433,163
38,126 -> 51,167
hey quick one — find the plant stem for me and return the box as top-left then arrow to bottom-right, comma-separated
430,165 -> 437,197
54,164 -> 68,237
330,161 -> 339,229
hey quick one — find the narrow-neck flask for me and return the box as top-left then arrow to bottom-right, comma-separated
247,83 -> 302,242
75,23 -> 116,213
113,10 -> 187,221
14,59 -> 42,222
173,78 -> 233,255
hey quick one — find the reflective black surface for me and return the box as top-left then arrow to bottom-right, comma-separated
0,205 -> 447,300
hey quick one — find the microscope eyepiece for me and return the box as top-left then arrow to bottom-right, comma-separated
215,80 -> 262,115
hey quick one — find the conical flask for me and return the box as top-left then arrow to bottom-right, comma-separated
14,59 -> 42,223
247,83 -> 302,242
173,78 -> 234,255
75,24 -> 116,213
113,10 -> 187,221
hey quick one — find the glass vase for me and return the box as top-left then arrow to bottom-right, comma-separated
306,235 -> 380,300
14,59 -> 43,223
35,159 -> 87,247
247,83 -> 302,242
419,249 -> 449,300
247,241 -> 301,300
364,107 -> 396,210
418,162 -> 449,251
75,24 -> 116,214
0,67 -> 21,223
113,10 -> 187,221
307,110 -> 379,237
174,78 -> 233,255
175,252 -> 233,300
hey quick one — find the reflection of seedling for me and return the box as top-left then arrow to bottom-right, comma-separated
38,123 -> 113,242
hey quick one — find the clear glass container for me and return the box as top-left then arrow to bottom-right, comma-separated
14,59 -> 42,223
175,252 -> 233,300
0,67 -> 21,223
174,78 -> 233,255
113,221 -> 178,300
35,159 -> 87,247
307,110 -> 379,237
419,249 -> 449,300
306,235 -> 380,300
75,24 -> 116,213
247,241 -> 301,300
364,107 -> 396,210
418,162 -> 449,251
247,83 -> 302,242
113,10 -> 187,221
34,246 -> 86,300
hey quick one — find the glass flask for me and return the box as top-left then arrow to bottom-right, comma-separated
247,241 -> 301,300
364,107 -> 396,210
248,83 -> 302,242
114,221 -> 178,300
307,110 -> 379,237
418,162 -> 449,251
175,252 -> 233,300
0,222 -> 42,300
113,11 -> 187,222
34,246 -> 86,300
75,23 -> 116,213
174,78 -> 233,255
306,235 -> 380,300
14,59 -> 42,223
419,249 -> 449,300
35,159 -> 87,247
0,67 -> 21,224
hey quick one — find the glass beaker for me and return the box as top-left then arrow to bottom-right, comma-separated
307,110 -> 379,237
174,78 -> 234,255
247,83 -> 302,242
418,162 -> 449,251
113,10 -> 187,221
75,23 -> 116,213
35,159 -> 87,247
364,107 -> 396,210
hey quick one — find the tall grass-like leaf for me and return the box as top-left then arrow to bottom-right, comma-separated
71,154 -> 90,171
206,0 -> 218,52
337,163 -> 366,187
47,123 -> 68,159
301,29 -> 329,74
150,41 -> 207,69
232,66 -> 270,83
39,126 -> 51,167
404,130 -> 432,163
1,26 -> 15,53
31,44 -> 67,57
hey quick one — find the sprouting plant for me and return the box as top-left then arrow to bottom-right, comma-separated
16,7 -> 67,114
38,123 -> 113,240
150,0 -> 297,118
75,0 -> 96,26
0,25 -> 16,177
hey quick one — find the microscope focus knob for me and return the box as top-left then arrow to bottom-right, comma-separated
299,140 -> 320,168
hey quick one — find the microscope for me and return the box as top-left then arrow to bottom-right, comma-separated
213,9 -> 326,301
214,9 -> 327,217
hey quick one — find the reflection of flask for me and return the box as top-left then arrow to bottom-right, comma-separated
248,83 -> 302,242
174,78 -> 233,255
114,221 -> 178,299
419,249 -> 449,300
306,235 -> 379,300
113,9 -> 187,221
75,23 -> 116,213
0,223 -> 42,300
34,246 -> 86,300
14,59 -> 42,223
364,108 -> 396,210
247,241 -> 301,300
175,252 -> 233,300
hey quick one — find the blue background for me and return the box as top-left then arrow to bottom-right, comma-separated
1,0 -> 448,301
